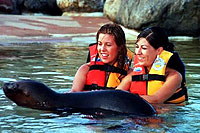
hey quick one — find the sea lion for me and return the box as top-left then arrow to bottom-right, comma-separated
2,79 -> 156,116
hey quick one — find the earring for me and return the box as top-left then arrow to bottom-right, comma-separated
154,55 -> 160,63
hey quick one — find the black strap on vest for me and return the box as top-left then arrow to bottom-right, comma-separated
89,64 -> 127,76
132,74 -> 166,81
164,84 -> 188,104
84,84 -> 115,91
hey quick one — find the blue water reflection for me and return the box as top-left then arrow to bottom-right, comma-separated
0,39 -> 200,132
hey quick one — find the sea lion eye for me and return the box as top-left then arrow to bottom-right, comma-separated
6,82 -> 15,89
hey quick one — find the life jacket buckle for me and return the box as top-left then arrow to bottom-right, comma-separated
91,84 -> 99,89
143,74 -> 149,81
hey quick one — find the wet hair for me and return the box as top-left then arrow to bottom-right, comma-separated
96,23 -> 127,69
137,27 -> 174,51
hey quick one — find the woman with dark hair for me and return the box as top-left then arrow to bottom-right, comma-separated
70,23 -> 133,92
117,27 -> 188,104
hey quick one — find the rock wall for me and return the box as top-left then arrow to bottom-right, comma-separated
104,0 -> 200,37
1,0 -> 199,36
0,0 -> 20,14
22,0 -> 62,15
0,0 -> 104,15
56,0 -> 104,12
0,0 -> 62,15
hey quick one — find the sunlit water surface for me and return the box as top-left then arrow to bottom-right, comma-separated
0,39 -> 199,132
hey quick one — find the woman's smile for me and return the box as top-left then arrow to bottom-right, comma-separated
101,53 -> 109,58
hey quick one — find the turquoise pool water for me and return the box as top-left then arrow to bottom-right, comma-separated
0,39 -> 200,132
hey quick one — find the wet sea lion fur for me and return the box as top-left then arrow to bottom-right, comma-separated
3,80 -> 156,116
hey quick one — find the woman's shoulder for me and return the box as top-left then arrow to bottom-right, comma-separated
167,52 -> 185,73
75,63 -> 90,75
80,63 -> 90,70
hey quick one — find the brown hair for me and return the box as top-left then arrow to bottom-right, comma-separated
137,27 -> 174,51
96,23 -> 127,69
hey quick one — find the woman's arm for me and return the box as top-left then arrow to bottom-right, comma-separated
116,73 -> 132,91
141,68 -> 182,103
70,63 -> 90,92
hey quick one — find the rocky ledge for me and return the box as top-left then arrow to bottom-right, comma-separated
0,0 -> 199,37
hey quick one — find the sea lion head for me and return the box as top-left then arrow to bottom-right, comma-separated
3,80 -> 53,109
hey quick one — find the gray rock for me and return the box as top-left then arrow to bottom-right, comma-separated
57,0 -> 104,12
0,0 -> 20,14
0,0 -> 13,13
23,0 -> 62,15
104,0 -> 200,37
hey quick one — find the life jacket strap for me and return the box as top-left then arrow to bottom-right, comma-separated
89,64 -> 127,75
165,85 -> 188,103
132,74 -> 166,81
84,84 -> 115,91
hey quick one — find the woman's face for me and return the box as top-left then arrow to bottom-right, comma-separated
135,38 -> 161,70
97,33 -> 119,65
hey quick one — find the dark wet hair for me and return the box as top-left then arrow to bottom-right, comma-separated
137,27 -> 174,51
96,23 -> 127,69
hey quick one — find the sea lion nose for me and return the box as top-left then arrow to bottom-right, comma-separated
3,82 -> 18,90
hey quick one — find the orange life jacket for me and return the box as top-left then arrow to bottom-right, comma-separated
84,43 -> 133,91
